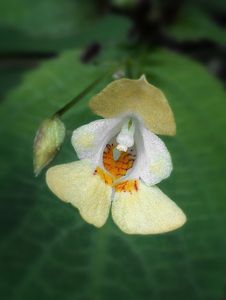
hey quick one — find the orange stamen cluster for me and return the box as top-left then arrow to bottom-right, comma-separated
103,143 -> 135,178
94,143 -> 138,192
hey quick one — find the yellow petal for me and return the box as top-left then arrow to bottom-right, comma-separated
89,76 -> 176,136
46,160 -> 112,228
112,181 -> 186,234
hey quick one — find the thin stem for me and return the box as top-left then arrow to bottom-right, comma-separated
126,58 -> 134,79
53,74 -> 106,117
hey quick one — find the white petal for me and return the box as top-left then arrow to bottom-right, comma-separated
112,181 -> 186,234
130,123 -> 172,185
46,160 -> 112,228
71,118 -> 122,166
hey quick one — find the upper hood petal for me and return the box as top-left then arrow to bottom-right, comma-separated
89,76 -> 176,136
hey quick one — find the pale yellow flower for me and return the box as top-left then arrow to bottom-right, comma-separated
46,76 -> 186,234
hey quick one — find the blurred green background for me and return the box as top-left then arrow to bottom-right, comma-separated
0,1 -> 226,299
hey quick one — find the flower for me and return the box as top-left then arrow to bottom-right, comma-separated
46,75 -> 186,234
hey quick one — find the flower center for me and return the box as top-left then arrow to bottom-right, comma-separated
103,143 -> 135,178
94,118 -> 139,193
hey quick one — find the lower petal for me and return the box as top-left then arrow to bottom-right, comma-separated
46,160 -> 112,228
112,181 -> 186,234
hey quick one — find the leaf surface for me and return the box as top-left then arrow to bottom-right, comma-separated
166,4 -> 226,45
0,49 -> 226,300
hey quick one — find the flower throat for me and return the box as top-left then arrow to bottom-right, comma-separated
94,142 -> 138,193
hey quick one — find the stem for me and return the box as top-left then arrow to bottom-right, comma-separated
126,58 -> 133,79
54,74 -> 106,117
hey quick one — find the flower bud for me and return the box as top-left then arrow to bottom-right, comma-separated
33,116 -> 65,176
113,70 -> 125,80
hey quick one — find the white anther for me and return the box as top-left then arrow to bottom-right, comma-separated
116,119 -> 135,153
116,144 -> 128,152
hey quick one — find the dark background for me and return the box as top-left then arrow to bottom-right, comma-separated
1,0 -> 226,97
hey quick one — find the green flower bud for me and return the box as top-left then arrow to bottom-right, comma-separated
33,116 -> 65,176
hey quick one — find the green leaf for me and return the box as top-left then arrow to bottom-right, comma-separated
0,66 -> 31,100
0,15 -> 131,53
0,0 -> 131,53
0,0 -> 98,38
1,48 -> 226,300
166,4 -> 226,45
